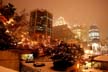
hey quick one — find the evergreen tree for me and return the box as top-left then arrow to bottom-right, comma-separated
50,42 -> 84,71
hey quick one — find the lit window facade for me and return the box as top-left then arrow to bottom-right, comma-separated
29,9 -> 53,41
88,25 -> 101,55
89,25 -> 100,42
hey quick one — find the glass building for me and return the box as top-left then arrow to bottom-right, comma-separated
29,9 -> 53,42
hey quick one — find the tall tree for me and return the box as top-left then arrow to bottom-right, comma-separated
0,3 -> 16,50
0,3 -> 16,20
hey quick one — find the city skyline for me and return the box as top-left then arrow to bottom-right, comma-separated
3,0 -> 108,39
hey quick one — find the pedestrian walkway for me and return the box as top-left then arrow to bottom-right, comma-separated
21,61 -> 62,72
0,66 -> 18,72
21,56 -> 108,72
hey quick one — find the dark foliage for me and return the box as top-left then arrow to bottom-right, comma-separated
0,3 -> 16,20
50,42 -> 84,71
0,3 -> 16,50
0,21 -> 17,50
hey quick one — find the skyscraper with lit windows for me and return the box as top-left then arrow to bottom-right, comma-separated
29,9 -> 53,43
72,24 -> 88,42
88,24 -> 101,54
89,24 -> 100,42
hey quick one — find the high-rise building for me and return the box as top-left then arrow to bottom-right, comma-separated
72,24 -> 88,41
89,24 -> 100,42
52,17 -> 74,42
53,16 -> 67,26
29,9 -> 53,43
52,24 -> 74,42
88,24 -> 101,54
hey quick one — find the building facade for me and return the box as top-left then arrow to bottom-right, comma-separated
29,9 -> 53,43
72,24 -> 88,42
88,24 -> 101,55
89,25 -> 100,42
52,17 -> 74,42
52,24 -> 74,42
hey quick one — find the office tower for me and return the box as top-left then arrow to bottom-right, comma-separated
89,24 -> 100,42
52,17 -> 74,42
29,9 -> 53,43
72,24 -> 88,42
88,24 -> 101,54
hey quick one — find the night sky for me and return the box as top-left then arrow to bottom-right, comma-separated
3,0 -> 108,39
